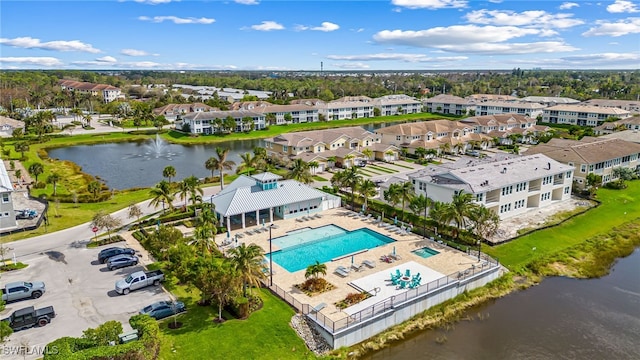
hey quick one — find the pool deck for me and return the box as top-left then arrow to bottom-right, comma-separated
218,208 -> 483,322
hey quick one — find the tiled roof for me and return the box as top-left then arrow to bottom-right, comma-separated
524,137 -> 640,164
424,94 -> 470,105
374,120 -> 469,136
460,114 -> 533,126
544,104 -> 631,115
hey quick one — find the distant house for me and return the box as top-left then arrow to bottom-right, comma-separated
466,94 -> 518,102
208,172 -> 341,230
153,103 -> 216,122
58,80 -> 121,103
322,99 -> 375,120
373,95 -> 422,116
423,94 -> 472,115
581,99 -> 640,114
459,114 -> 551,145
0,116 -> 24,137
524,137 -> 640,189
542,104 -> 632,127
374,120 -> 492,155
177,110 -> 265,134
519,96 -> 580,106
264,126 -> 398,171
408,154 -> 574,220
474,101 -> 547,119
0,161 -> 17,231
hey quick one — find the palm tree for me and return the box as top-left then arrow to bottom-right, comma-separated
342,166 -> 363,210
228,243 -> 266,297
383,183 -> 402,218
176,180 -> 191,209
286,159 -> 313,184
184,175 -> 203,210
28,163 -> 44,183
361,148 -> 374,162
441,190 -> 477,238
207,147 -> 236,190
14,142 -> 29,160
189,225 -> 215,254
398,181 -> 415,221
415,147 -> 427,160
163,166 -> 176,184
149,180 -> 175,212
358,179 -> 378,211
308,161 -> 319,175
236,152 -> 259,176
305,260 -> 327,280
409,194 -> 432,238
88,180 -> 102,201
47,173 -> 61,196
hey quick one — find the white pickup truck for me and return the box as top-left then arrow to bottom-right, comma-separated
115,270 -> 164,295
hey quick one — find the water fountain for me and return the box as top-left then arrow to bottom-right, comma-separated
139,134 -> 179,160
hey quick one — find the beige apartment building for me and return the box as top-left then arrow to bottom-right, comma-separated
542,104 -> 632,127
524,137 -> 640,188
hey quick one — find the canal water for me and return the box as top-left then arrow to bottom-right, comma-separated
364,248 -> 640,360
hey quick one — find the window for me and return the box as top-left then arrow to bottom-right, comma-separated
283,146 -> 288,152
541,192 -> 551,201
501,185 -> 513,196
1,193 -> 9,203
515,182 -> 527,192
566,171 -> 572,178
542,176 -> 553,185
514,199 -> 525,209
475,193 -> 484,202
396,136 -> 401,141
564,186 -> 570,194
580,165 -> 587,173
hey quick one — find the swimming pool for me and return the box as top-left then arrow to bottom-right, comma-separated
411,247 -> 440,258
270,225 -> 395,272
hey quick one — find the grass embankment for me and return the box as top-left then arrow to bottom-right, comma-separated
151,265 -> 315,360
334,182 -> 640,359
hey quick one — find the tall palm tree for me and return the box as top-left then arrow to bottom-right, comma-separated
361,148 -> 374,162
28,163 -> 44,183
440,190 -> 477,238
429,200 -> 449,236
398,181 -> 415,221
228,243 -> 266,297
409,194 -> 432,238
286,159 -> 313,184
342,166 -> 363,210
189,225 -> 215,254
184,175 -> 203,208
383,183 -> 403,219
47,173 -> 61,196
163,166 -> 176,185
149,180 -> 175,211
207,147 -> 236,190
236,152 -> 259,176
358,179 -> 378,211
308,161 -> 319,175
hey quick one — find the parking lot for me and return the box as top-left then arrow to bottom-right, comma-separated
1,240 -> 169,359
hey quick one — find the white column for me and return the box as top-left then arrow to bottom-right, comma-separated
242,213 -> 246,229
256,210 -> 260,226
226,216 -> 231,231
269,207 -> 273,223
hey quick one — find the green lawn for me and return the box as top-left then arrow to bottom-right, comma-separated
484,181 -> 640,271
366,165 -> 397,174
159,286 -> 315,360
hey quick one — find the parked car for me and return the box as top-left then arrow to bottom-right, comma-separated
139,300 -> 186,320
1,281 -> 46,302
107,254 -> 139,271
98,247 -> 135,264
466,150 -> 481,157
2,305 -> 56,331
115,270 -> 164,295
15,209 -> 37,220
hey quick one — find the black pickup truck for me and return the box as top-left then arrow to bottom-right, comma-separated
2,305 -> 56,331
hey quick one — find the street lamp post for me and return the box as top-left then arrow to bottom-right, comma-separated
269,224 -> 274,287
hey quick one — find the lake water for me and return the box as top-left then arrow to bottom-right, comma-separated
46,123 -> 392,190
364,248 -> 640,360
47,138 -> 263,189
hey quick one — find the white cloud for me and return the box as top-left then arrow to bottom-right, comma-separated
488,0 -> 502,3
138,16 -> 215,24
435,41 -> 578,54
0,37 -> 100,53
0,56 -> 63,67
311,22 -> 340,32
391,0 -> 467,10
121,49 -> 151,56
559,2 -> 579,10
607,0 -> 640,13
582,18 -> 640,37
326,53 -> 467,63
96,56 -> 117,63
331,62 -> 371,70
250,21 -> 284,31
234,0 -> 259,4
464,9 -> 584,29
374,25 -> 543,47
133,0 -> 176,4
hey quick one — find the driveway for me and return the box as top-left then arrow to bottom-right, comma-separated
1,240 -> 169,359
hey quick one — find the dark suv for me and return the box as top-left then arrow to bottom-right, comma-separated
98,247 -> 136,264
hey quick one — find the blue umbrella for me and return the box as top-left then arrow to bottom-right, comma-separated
394,216 -> 398,225
393,246 -> 396,255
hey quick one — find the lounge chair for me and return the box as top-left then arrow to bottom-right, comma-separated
245,229 -> 255,236
296,217 -> 304,222
236,233 -> 245,239
314,214 -> 322,219
311,302 -> 326,313
351,263 -> 363,272
334,267 -> 350,277
363,260 -> 376,268
270,224 -> 279,229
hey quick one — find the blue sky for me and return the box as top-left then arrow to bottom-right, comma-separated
1,0 -> 639,70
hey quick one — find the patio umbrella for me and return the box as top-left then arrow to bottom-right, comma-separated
393,246 -> 396,256
262,218 -> 265,227
351,255 -> 354,264
227,229 -> 231,239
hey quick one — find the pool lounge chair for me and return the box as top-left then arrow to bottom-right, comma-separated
311,302 -> 326,313
334,267 -> 350,277
351,263 -> 363,272
363,260 -> 376,268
